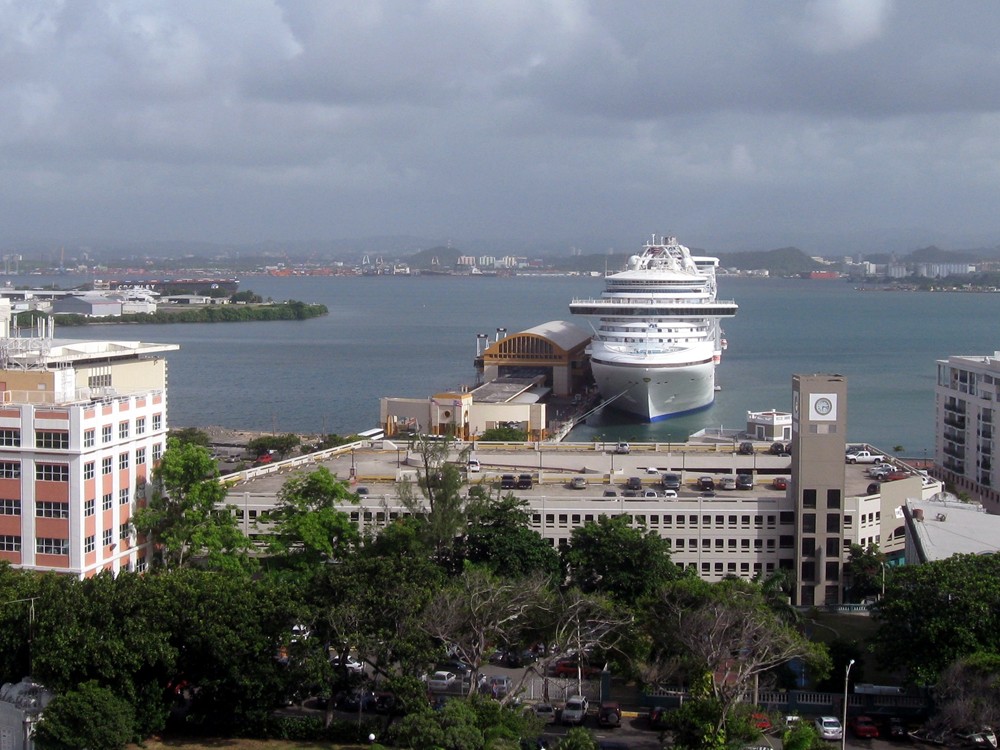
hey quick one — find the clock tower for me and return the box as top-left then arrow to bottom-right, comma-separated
791,374 -> 848,606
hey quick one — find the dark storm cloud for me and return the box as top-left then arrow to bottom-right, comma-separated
2,0 -> 1000,252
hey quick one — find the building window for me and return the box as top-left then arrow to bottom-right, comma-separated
0,429 -> 20,447
119,522 -> 129,540
84,461 -> 95,480
0,535 -> 21,552
802,513 -> 816,533
803,489 -> 817,508
88,373 -> 111,389
119,487 -> 130,505
826,515 -> 841,533
0,499 -> 19,515
35,430 -> 69,450
136,417 -> 146,435
827,489 -> 842,509
826,538 -> 840,556
103,529 -> 113,547
152,414 -> 162,431
102,425 -> 113,443
35,464 -> 69,482
102,457 -> 113,475
103,493 -> 113,511
118,453 -> 129,470
36,501 -> 69,518
135,447 -> 146,465
119,422 -> 129,439
83,429 -> 95,448
0,462 -> 21,479
84,498 -> 95,517
36,538 -> 68,555
84,535 -> 95,553
136,555 -> 147,573
152,443 -> 163,462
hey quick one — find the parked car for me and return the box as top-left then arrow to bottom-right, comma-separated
551,658 -> 601,679
736,473 -> 754,490
426,671 -> 457,691
662,489 -> 678,498
646,465 -> 660,475
561,695 -> 589,725
570,476 -> 588,489
598,701 -> 622,728
643,489 -> 658,498
661,472 -> 682,490
335,688 -> 376,712
850,715 -> 880,739
625,476 -> 643,491
500,474 -> 516,489
436,659 -> 471,675
815,716 -> 844,741
738,441 -> 755,455
614,442 -> 630,454
517,473 -> 533,489
467,459 -> 481,473
882,471 -> 912,482
602,489 -> 618,498
720,476 -> 738,490
772,476 -> 788,490
530,703 -> 557,723
769,442 -> 789,456
697,476 -> 715,491
886,717 -> 907,741
330,654 -> 364,675
752,712 -> 773,732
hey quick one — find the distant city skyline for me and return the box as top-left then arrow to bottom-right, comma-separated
4,2 -> 1000,256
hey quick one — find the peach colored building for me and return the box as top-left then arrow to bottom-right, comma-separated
0,305 -> 177,577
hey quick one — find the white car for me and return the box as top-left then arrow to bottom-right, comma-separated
662,489 -> 678,498
561,695 -> 589,725
330,654 -> 364,675
467,459 -> 481,473
530,702 -> 557,723
426,671 -> 457,691
814,716 -> 843,740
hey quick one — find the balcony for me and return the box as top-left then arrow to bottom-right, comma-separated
944,401 -> 967,415
944,430 -> 966,445
943,457 -> 965,473
944,416 -> 967,429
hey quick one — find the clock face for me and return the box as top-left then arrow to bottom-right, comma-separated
809,393 -> 837,421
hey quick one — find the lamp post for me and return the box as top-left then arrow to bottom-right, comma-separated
842,658 -> 855,750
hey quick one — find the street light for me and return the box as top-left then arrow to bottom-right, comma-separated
842,658 -> 855,750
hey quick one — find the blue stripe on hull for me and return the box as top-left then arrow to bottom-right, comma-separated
648,398 -> 715,422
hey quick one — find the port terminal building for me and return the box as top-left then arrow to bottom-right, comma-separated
380,321 -> 591,441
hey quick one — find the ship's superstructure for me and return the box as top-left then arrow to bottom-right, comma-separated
570,235 -> 737,421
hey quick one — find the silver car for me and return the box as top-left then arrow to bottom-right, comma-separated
814,716 -> 843,740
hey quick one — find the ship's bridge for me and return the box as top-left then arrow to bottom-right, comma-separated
476,320 -> 591,397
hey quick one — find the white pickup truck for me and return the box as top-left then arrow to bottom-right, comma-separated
846,450 -> 887,464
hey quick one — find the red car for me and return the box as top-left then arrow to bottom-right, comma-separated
850,715 -> 880,739
550,658 -> 601,679
772,477 -> 788,490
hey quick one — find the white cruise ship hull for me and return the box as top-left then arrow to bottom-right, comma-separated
590,353 -> 717,421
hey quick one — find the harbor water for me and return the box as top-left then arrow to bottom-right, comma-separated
31,273 -> 1000,455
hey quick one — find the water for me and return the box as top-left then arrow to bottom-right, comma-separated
22,273 -> 1000,454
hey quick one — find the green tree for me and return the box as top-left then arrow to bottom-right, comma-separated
33,681 -> 135,750
266,467 -> 358,567
230,289 -> 263,303
398,435 -> 468,560
167,426 -> 211,447
460,492 -> 560,580
844,543 -> 887,602
247,433 -> 301,458
873,553 -> 1000,683
931,652 -> 1000,733
131,438 -> 249,570
479,426 -> 527,442
557,726 -> 598,750
562,514 -> 680,602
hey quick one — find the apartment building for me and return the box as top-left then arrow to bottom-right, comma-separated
935,353 -> 1000,512
0,309 -> 177,577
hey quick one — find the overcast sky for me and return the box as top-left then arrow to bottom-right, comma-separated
4,1 -> 1000,254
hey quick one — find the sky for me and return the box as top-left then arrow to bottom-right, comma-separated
4,0 -> 1000,255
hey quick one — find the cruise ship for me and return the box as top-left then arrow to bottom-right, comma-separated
569,235 -> 737,421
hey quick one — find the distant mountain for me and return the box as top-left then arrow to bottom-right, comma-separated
906,245 -> 980,263
716,247 -> 824,273
406,245 -> 464,269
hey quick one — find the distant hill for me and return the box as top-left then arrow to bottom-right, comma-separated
407,245 -> 464,269
906,245 -> 980,263
717,246 -> 824,273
